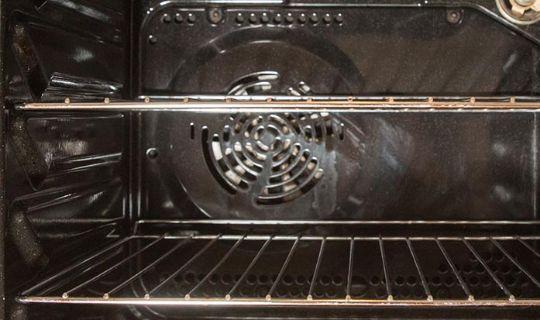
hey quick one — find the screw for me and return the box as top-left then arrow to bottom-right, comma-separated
187,13 -> 196,23
208,8 -> 223,24
446,9 -> 462,24
274,13 -> 283,24
334,13 -> 344,24
310,13 -> 319,24
298,13 -> 307,24
261,12 -> 269,23
148,35 -> 157,44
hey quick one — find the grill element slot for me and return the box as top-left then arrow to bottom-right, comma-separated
202,113 -> 341,205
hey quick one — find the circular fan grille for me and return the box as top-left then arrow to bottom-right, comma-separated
202,113 -> 344,205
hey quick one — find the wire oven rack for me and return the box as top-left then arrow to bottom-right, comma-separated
17,233 -> 540,307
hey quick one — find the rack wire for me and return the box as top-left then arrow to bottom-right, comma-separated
17,233 -> 540,307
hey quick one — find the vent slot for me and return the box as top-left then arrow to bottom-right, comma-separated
202,127 -> 237,194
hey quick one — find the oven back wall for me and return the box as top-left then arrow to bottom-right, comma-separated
139,5 -> 540,97
141,110 -> 540,221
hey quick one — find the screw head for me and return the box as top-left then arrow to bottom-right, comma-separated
446,9 -> 463,24
187,13 -> 196,23
208,8 -> 223,24
274,13 -> 283,24
148,35 -> 157,44
298,13 -> 307,24
146,148 -> 159,159
261,12 -> 270,23
310,13 -> 319,24
334,13 -> 344,23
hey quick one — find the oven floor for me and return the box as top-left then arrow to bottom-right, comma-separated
17,223 -> 540,308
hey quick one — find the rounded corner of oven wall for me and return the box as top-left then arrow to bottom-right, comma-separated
1,0 -> 133,302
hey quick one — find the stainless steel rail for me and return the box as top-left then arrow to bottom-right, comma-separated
16,96 -> 540,111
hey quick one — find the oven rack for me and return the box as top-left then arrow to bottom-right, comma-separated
17,233 -> 540,307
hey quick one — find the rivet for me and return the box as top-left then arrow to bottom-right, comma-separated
285,13 -> 294,24
175,13 -> 183,23
249,13 -> 257,24
261,12 -> 269,23
236,13 -> 245,24
323,13 -> 332,24
162,14 -> 172,23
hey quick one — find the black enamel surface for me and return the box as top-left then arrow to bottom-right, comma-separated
3,0 -> 540,319
140,6 -> 539,96
144,111 -> 538,221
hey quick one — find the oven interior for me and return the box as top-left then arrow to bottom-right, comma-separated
3,0 -> 540,319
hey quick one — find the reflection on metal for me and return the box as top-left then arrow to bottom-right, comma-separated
134,219 -> 540,225
228,71 -> 279,95
19,97 -> 540,111
16,296 -> 540,306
